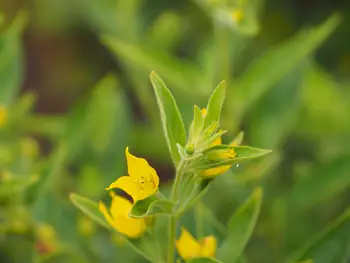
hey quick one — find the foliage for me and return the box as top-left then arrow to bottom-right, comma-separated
0,1 -> 349,263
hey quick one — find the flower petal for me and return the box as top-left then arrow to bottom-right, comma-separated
126,147 -> 158,182
106,176 -> 140,199
98,201 -> 118,229
176,228 -> 201,260
110,195 -> 146,238
201,235 -> 217,258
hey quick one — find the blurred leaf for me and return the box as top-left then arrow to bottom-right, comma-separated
248,61 -> 306,148
130,195 -> 175,218
286,207 -> 350,263
0,177 -> 36,198
88,75 -> 121,152
150,72 -> 187,166
37,249 -> 88,263
297,64 -> 350,134
198,145 -> 272,170
230,131 -> 244,146
284,154 -> 350,212
69,193 -> 110,229
102,37 -> 201,94
217,187 -> 263,263
229,13 -> 342,121
65,75 -> 122,161
0,11 -> 28,106
31,144 -> 67,207
203,81 -> 226,128
187,257 -> 223,263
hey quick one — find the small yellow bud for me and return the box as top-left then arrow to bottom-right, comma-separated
78,216 -> 96,237
0,105 -> 7,128
231,9 -> 244,23
21,137 -> 40,158
185,144 -> 195,155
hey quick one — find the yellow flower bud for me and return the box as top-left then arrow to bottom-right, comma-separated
0,105 -> 7,128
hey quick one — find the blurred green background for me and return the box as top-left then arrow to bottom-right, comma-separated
0,0 -> 349,263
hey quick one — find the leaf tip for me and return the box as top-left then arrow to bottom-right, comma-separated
252,187 -> 263,200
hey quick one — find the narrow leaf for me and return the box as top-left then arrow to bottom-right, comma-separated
129,195 -> 175,218
102,37 -> 200,94
286,208 -> 350,263
69,193 -> 111,229
217,187 -> 263,263
203,81 -> 226,128
150,71 -> 186,166
198,145 -> 272,170
229,13 -> 342,120
189,105 -> 205,143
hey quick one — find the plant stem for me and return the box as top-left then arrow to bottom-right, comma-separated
167,160 -> 187,263
167,215 -> 177,263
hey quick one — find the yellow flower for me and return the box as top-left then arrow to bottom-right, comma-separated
176,228 -> 217,260
0,105 -> 7,128
201,108 -> 236,177
106,147 -> 159,202
202,136 -> 236,177
98,193 -> 147,238
231,9 -> 244,23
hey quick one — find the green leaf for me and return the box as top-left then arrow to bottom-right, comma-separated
37,249 -> 88,263
150,71 -> 187,166
229,13 -> 342,121
0,177 -> 37,198
187,257 -> 223,263
129,195 -> 175,218
230,131 -> 245,146
103,37 -> 201,94
203,81 -> 226,128
284,154 -> 350,212
247,61 -> 306,148
189,105 -> 205,144
217,187 -> 263,263
69,193 -> 111,229
286,207 -> 350,263
0,11 -> 28,106
198,145 -> 272,170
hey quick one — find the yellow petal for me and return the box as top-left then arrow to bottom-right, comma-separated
201,108 -> 207,117
176,228 -> 201,260
106,176 -> 141,201
202,165 -> 231,177
211,136 -> 222,147
126,147 -> 158,182
98,201 -> 118,229
200,235 -> 217,258
110,195 -> 146,238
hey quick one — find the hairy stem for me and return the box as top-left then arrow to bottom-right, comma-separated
167,160 -> 187,263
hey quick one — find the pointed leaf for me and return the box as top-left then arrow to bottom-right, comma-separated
229,13 -> 342,120
129,195 -> 175,218
203,81 -> 226,128
189,105 -> 205,143
0,11 -> 28,106
217,187 -> 263,263
197,145 -> 272,170
103,37 -> 200,94
150,71 -> 186,166
286,208 -> 350,263
69,193 -> 111,229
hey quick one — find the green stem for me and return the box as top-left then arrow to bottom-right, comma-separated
167,215 -> 177,263
195,202 -> 204,240
167,160 -> 187,263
